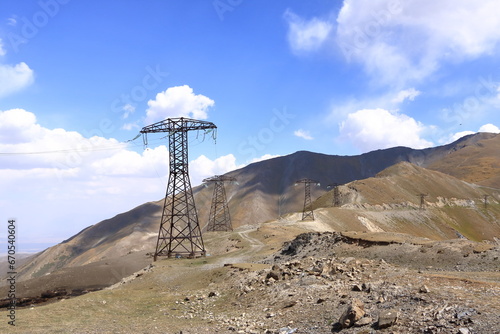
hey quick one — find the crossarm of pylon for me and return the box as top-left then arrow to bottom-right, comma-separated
140,117 -> 216,133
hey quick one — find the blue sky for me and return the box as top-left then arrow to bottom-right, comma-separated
1,0 -> 500,252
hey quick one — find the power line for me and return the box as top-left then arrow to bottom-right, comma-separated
0,145 -> 127,156
0,133 -> 142,156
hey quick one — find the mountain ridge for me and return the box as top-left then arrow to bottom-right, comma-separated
3,132 -> 499,283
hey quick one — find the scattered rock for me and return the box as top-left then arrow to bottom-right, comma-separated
266,271 -> 280,281
339,298 -> 365,328
354,316 -> 372,327
282,301 -> 297,309
278,327 -> 297,334
419,285 -> 430,293
377,309 -> 398,329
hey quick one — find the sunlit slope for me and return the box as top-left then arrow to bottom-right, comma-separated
312,161 -> 500,241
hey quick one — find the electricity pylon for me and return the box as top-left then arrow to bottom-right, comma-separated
295,178 -> 320,221
418,193 -> 428,210
140,117 -> 216,260
327,183 -> 341,207
484,194 -> 489,210
203,175 -> 237,232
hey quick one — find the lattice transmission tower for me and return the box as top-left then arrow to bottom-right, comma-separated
140,117 -> 216,260
327,183 -> 342,207
418,193 -> 428,210
484,194 -> 489,210
295,178 -> 320,221
203,175 -> 237,232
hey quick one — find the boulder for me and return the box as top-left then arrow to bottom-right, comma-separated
339,298 -> 365,328
378,309 -> 398,329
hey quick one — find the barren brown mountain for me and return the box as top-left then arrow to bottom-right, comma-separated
1,133 -> 499,333
426,132 -> 500,188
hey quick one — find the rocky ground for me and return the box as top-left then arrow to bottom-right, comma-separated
2,228 -> 499,334
165,232 -> 500,334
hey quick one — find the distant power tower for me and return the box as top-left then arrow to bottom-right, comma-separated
327,183 -> 342,207
203,175 -> 237,232
295,178 -> 320,221
484,194 -> 489,210
418,193 -> 428,210
140,117 -> 216,260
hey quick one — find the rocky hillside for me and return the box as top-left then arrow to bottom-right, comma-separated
310,161 -> 500,241
1,226 -> 499,333
4,133 -> 499,283
196,132 -> 500,229
426,132 -> 500,188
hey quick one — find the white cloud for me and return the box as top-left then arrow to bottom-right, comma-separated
250,154 -> 281,164
0,62 -> 35,98
294,129 -> 314,140
392,88 -> 421,103
327,87 -> 422,124
441,124 -> 499,144
335,0 -> 500,86
189,154 -> 241,186
284,9 -> 333,53
0,108 -> 228,248
0,109 -> 127,169
479,123 -> 500,133
145,85 -> 214,124
339,108 -> 433,152
445,130 -> 475,144
91,146 -> 168,176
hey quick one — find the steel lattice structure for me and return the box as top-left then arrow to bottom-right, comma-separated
141,117 -> 216,260
418,193 -> 428,210
295,178 -> 320,221
327,183 -> 341,207
203,175 -> 237,232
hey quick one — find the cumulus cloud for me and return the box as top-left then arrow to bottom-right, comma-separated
189,154 -> 241,186
0,62 -> 34,98
479,123 -> 500,133
445,130 -> 475,144
440,124 -> 499,144
0,108 -> 225,247
284,9 -> 333,53
1,108 -> 260,248
339,108 -> 433,152
0,109 -> 128,170
0,38 -> 35,97
90,146 -> 169,176
250,154 -> 281,164
294,129 -> 314,140
145,85 -> 214,124
335,0 -> 500,85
